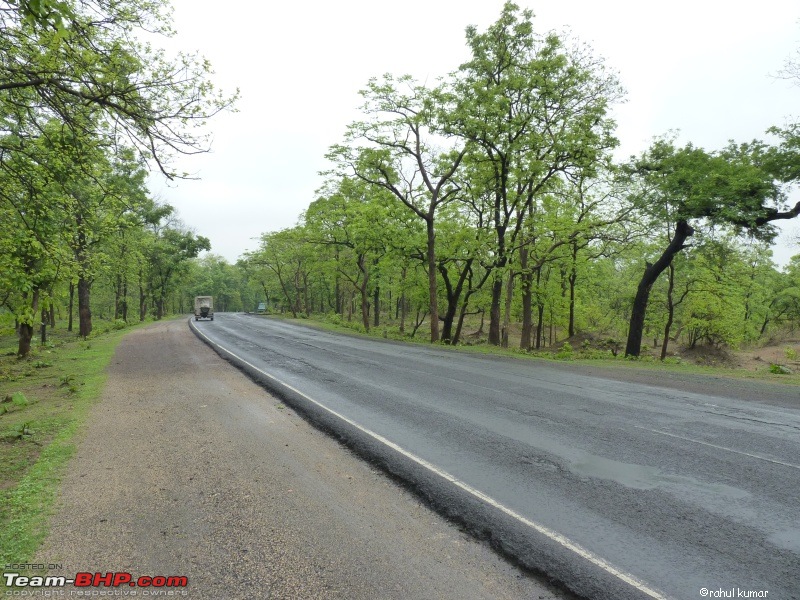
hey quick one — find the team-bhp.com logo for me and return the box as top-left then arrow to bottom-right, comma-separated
4,572 -> 188,589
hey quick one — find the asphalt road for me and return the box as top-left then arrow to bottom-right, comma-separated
34,319 -> 562,599
192,313 -> 800,600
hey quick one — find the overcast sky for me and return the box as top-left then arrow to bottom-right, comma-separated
148,0 -> 800,265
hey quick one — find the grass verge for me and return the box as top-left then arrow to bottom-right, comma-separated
0,321 -> 143,580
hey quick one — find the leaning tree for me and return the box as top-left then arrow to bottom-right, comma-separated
624,137 -> 800,357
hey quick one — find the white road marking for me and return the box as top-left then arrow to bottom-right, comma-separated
191,319 -> 671,600
635,426 -> 800,470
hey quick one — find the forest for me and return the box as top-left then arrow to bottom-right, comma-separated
2,1 -> 800,363
0,0 -> 233,356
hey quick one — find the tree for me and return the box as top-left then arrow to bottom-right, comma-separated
0,0 -> 236,178
624,138 -> 800,357
0,124 -> 73,355
330,75 -> 468,342
305,178 -> 406,331
451,2 -> 622,345
146,225 -> 210,320
40,125 -> 150,337
0,0 -> 233,352
246,228 -> 312,319
6,0 -> 73,30
180,255 -> 246,313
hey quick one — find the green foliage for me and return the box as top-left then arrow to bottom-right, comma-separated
10,392 -> 29,407
0,0 -> 234,354
12,0 -> 73,32
166,3 -> 800,366
555,342 -> 574,359
10,422 -> 34,440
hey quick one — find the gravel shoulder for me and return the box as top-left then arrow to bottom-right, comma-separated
33,319 -> 563,599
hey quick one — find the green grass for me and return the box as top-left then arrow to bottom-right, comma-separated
0,320 -> 143,580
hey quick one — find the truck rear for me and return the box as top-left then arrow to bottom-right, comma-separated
194,296 -> 214,321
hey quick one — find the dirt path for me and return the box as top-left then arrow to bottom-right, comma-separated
33,320 -> 561,599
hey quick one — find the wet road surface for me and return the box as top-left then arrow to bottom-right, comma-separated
193,313 -> 800,600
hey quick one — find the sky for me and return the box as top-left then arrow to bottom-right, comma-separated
148,0 -> 800,265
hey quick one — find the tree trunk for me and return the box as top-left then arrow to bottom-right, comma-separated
438,259 -> 473,344
78,277 -> 92,338
660,263 -> 675,361
114,274 -> 123,320
121,278 -> 129,322
138,268 -> 147,321
568,241 -> 578,338
411,308 -> 427,337
534,268 -> 544,349
68,282 -> 75,332
760,315 -> 770,337
519,246 -> 533,350
357,254 -> 370,332
501,271 -> 514,348
399,267 -> 407,334
453,306 -> 468,346
425,219 -> 440,343
155,298 -> 163,320
40,305 -> 47,346
18,322 -> 34,358
626,219 -> 694,357
373,283 -> 380,327
441,305 -> 457,343
275,269 -> 297,319
536,303 -> 545,349
18,288 -> 39,358
488,275 -> 503,345
139,289 -> 147,321
293,270 -> 303,316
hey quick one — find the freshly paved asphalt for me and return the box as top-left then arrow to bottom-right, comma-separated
192,313 -> 800,600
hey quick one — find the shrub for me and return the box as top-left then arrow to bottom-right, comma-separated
556,342 -> 574,360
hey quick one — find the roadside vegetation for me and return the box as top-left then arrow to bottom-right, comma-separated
0,0 -> 232,584
0,318 -> 142,575
3,0 -> 799,381
0,0 -> 235,359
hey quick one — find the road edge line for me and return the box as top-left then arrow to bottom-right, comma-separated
189,317 -> 671,600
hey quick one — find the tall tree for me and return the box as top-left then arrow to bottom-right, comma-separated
0,122 -> 75,355
42,127 -> 150,337
451,2 -> 622,345
330,74 -> 468,342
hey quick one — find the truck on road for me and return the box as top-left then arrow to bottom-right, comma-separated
194,296 -> 214,321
